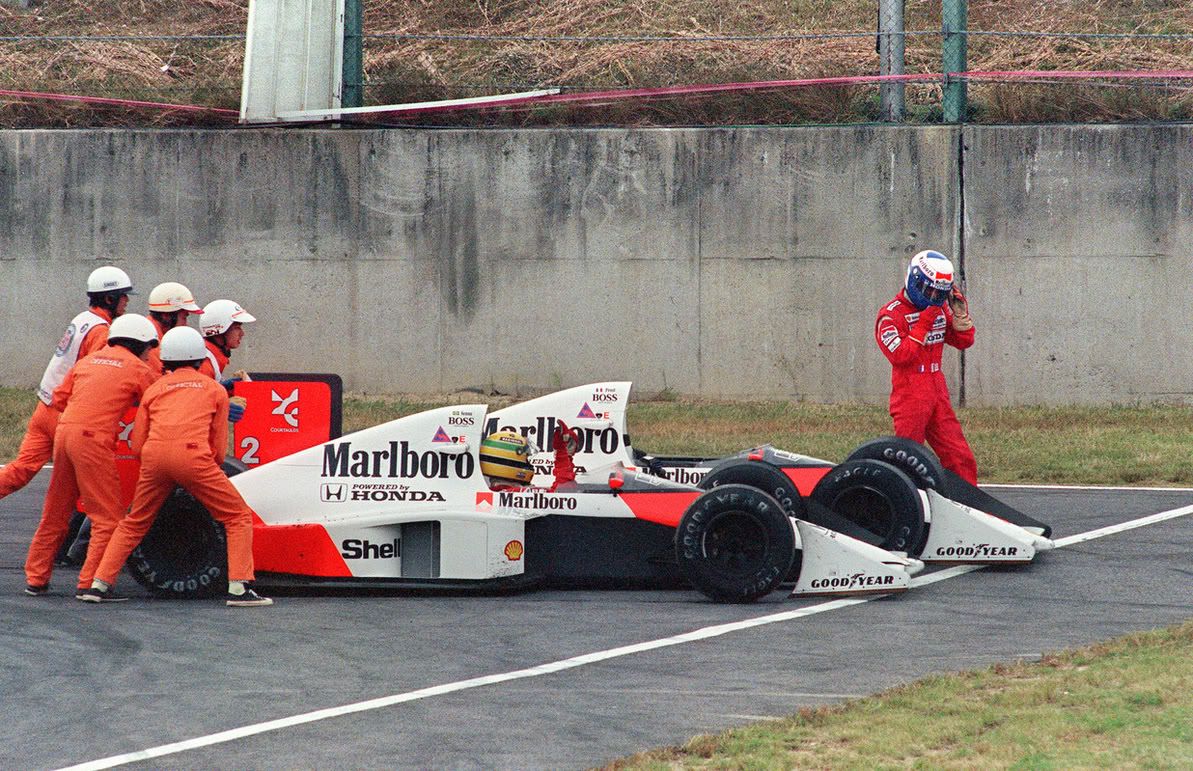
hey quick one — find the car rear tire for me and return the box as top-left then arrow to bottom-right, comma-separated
126,457 -> 247,600
809,459 -> 927,554
675,484 -> 796,603
698,458 -> 806,582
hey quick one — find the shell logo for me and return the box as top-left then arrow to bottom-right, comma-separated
504,540 -> 524,561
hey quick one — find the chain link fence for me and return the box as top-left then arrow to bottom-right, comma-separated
1,0 -> 1191,126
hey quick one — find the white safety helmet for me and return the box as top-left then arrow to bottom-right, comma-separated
159,326 -> 207,362
147,282 -> 202,313
107,313 -> 159,344
87,266 -> 134,295
200,300 -> 256,337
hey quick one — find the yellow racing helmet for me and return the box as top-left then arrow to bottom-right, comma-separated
480,431 -> 535,485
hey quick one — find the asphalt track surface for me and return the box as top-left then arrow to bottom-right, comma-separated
2,470 -> 1192,771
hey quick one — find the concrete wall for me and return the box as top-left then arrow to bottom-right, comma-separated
0,125 -> 1189,404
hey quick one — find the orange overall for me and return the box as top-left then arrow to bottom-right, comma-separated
144,318 -> 169,376
24,345 -> 157,589
197,340 -> 229,382
0,313 -> 111,499
94,368 -> 256,587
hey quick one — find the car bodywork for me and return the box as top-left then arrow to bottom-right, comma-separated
129,381 -> 1051,603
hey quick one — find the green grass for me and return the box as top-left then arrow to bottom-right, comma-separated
606,622 -> 1193,770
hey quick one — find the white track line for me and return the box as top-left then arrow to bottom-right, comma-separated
58,502 -> 1193,771
1052,503 -> 1193,547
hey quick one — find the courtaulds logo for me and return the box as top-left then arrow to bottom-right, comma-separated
118,420 -> 134,447
321,483 -> 347,502
272,388 -> 300,428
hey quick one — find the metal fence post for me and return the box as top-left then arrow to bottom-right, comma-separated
342,0 -> 364,108
878,0 -> 906,122
942,0 -> 968,122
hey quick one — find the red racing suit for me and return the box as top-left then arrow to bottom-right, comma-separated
875,290 -> 977,484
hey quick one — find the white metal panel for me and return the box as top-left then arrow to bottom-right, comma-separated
240,0 -> 345,123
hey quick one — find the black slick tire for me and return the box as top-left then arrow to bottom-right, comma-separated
698,458 -> 806,582
845,437 -> 948,495
125,457 -> 246,600
809,459 -> 927,554
675,484 -> 795,603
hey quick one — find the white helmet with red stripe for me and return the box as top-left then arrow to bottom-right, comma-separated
905,250 -> 955,309
148,282 -> 202,313
200,299 -> 256,337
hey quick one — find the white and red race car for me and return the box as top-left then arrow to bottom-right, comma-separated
126,382 -> 1051,604
491,382 -> 1054,561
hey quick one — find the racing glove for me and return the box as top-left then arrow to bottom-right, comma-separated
552,421 -> 582,456
549,421 -> 579,490
228,396 -> 247,423
908,304 -> 943,345
949,289 -> 973,331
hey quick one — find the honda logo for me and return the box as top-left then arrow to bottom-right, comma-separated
321,483 -> 346,502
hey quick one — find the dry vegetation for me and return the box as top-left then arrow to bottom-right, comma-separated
1,0 -> 1191,126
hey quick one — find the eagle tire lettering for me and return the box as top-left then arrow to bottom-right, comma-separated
810,459 -> 927,555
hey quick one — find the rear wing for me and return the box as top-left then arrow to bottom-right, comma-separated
487,382 -> 636,485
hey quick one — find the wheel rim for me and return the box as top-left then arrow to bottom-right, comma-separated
701,510 -> 769,575
828,485 -> 896,545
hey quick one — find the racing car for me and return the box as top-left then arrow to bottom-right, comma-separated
486,382 -> 1054,564
126,394 -> 930,604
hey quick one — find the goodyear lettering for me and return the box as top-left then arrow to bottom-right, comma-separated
808,574 -> 895,590
934,544 -> 1021,558
322,441 -> 475,479
880,447 -> 938,487
483,416 -> 621,455
340,538 -> 401,559
497,491 -> 578,511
